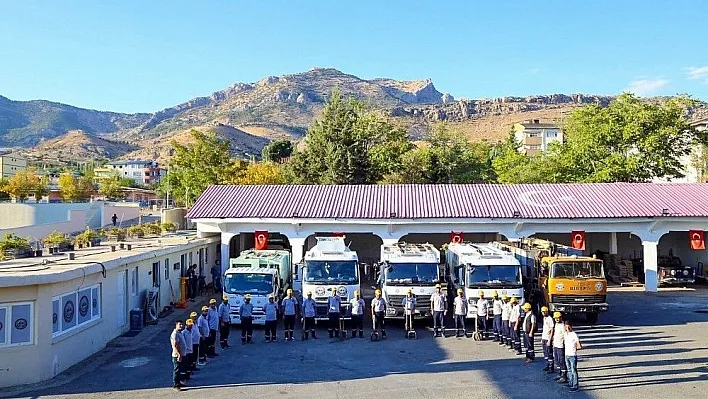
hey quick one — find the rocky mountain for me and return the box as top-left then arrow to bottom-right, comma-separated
21,130 -> 138,164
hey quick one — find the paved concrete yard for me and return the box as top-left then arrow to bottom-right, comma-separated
6,289 -> 708,399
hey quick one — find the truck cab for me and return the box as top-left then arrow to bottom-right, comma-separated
223,249 -> 292,325
446,242 -> 525,319
376,242 -> 443,319
301,237 -> 360,321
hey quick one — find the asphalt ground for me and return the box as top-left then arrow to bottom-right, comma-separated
5,288 -> 708,399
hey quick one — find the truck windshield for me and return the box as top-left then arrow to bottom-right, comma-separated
551,262 -> 604,279
224,273 -> 273,295
385,262 -> 439,285
467,265 -> 521,286
304,260 -> 358,284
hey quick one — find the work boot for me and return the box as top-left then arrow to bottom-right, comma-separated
329,330 -> 333,338
359,330 -> 364,338
304,331 -> 309,340
265,336 -> 271,343
381,330 -> 387,339
312,330 -> 317,339
557,377 -> 568,384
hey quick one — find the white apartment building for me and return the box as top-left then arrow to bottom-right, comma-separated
512,120 -> 563,156
98,160 -> 166,186
0,152 -> 27,179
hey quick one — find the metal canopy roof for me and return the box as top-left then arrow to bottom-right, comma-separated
186,183 -> 708,220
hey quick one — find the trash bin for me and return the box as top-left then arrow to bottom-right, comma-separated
130,308 -> 144,331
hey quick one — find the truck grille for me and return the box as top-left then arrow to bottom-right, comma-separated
552,294 -> 606,304
388,295 -> 431,309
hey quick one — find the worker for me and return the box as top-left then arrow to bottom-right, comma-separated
453,288 -> 467,338
218,295 -> 231,349
281,288 -> 299,341
500,295 -> 511,347
182,319 -> 194,381
509,297 -> 522,355
540,306 -> 554,372
563,321 -> 583,392
189,312 -> 202,369
491,291 -> 503,342
302,291 -> 317,339
349,290 -> 366,338
170,320 -> 187,391
401,289 -> 417,333
371,289 -> 387,339
327,287 -> 342,338
239,294 -> 254,344
197,306 -> 210,364
550,312 -> 568,382
476,291 -> 488,340
207,299 -> 219,357
430,284 -> 447,337
521,302 -> 536,363
264,295 -> 278,342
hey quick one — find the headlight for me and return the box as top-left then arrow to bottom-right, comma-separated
468,298 -> 475,305
683,270 -> 689,276
315,287 -> 325,296
671,270 -> 676,276
337,286 -> 347,296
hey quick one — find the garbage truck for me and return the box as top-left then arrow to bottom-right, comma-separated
376,242 -> 444,319
223,249 -> 292,325
446,242 -> 528,320
495,238 -> 609,324
301,236 -> 360,321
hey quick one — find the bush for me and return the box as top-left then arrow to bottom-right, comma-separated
161,222 -> 178,233
42,230 -> 71,248
106,227 -> 127,240
127,225 -> 145,237
75,228 -> 101,246
142,222 -> 162,235
0,233 -> 32,259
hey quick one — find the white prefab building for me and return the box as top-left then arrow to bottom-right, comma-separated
187,184 -> 708,294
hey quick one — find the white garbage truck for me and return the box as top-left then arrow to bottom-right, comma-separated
376,242 -> 444,319
446,242 -> 528,320
301,237 -> 360,321
223,249 -> 292,325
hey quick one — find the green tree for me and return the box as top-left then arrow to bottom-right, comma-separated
58,171 -> 93,202
98,176 -> 125,200
261,140 -> 294,162
0,168 -> 48,202
159,129 -> 245,206
382,125 -> 496,184
491,131 -> 560,183
285,91 -> 412,184
230,162 -> 286,185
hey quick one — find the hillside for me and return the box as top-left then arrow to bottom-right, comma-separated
20,130 -> 138,164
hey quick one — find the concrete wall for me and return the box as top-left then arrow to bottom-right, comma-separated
102,203 -> 140,227
0,210 -> 89,242
0,203 -> 93,229
0,238 -> 220,388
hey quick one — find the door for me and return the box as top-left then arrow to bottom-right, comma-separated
117,270 -> 128,328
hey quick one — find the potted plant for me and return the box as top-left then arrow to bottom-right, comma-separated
143,222 -> 162,236
0,233 -> 33,260
106,227 -> 127,241
127,225 -> 145,238
42,230 -> 71,252
161,222 -> 178,233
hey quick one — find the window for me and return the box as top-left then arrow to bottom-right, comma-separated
164,258 -> 170,280
51,284 -> 101,338
0,301 -> 34,347
152,262 -> 160,287
526,132 -> 540,138
546,131 -> 558,138
205,248 -> 209,264
526,144 -> 541,150
180,254 -> 186,270
130,267 -> 139,297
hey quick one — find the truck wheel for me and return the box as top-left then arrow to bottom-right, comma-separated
586,313 -> 599,324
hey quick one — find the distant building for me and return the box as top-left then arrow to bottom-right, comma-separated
652,118 -> 707,183
0,152 -> 27,179
512,120 -> 563,156
98,160 -> 166,186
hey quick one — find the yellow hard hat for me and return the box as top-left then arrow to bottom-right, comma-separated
478,290 -> 484,296
493,290 -> 499,297
354,290 -> 360,295
331,287 -> 338,292
222,294 -> 229,301
287,288 -> 293,294
244,294 -> 252,300
541,306 -> 549,312
435,284 -> 441,289
268,294 -> 275,299
190,312 -> 198,318
457,288 -> 463,294
553,312 -> 562,319
185,319 -> 194,326
522,303 -> 532,310
375,289 -> 382,295
501,295 -> 509,300
407,289 -> 413,294
511,297 -> 519,304
306,291 -> 312,296
201,306 -> 209,311
209,298 -> 217,304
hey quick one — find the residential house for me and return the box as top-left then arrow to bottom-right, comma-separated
0,152 -> 27,179
512,120 -> 563,156
98,160 -> 166,186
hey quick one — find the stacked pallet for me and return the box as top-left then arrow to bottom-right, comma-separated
603,254 -> 636,283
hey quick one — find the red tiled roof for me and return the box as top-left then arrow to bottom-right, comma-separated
185,184 -> 708,220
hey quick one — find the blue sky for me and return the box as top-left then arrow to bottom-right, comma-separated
0,1 -> 707,113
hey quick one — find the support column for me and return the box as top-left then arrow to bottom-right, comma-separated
642,240 -> 659,293
609,232 -> 618,254
381,238 -> 400,246
220,232 -> 236,276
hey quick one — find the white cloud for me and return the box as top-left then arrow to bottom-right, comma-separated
624,79 -> 669,97
686,66 -> 708,83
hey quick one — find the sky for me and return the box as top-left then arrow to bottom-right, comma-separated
1,1 -> 707,113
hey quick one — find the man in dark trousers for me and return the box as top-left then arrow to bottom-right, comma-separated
170,320 -> 187,391
111,213 -> 118,226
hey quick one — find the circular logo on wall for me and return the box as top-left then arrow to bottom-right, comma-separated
53,313 -> 58,325
595,282 -> 604,292
14,318 -> 28,330
63,300 -> 75,323
555,283 -> 565,291
79,295 -> 90,317
315,287 -> 325,296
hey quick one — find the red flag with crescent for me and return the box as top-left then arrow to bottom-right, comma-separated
571,231 -> 585,250
332,232 -> 345,237
450,232 -> 463,244
255,230 -> 269,250
689,230 -> 705,250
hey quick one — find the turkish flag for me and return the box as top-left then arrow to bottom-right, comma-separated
332,232 -> 345,237
255,230 -> 269,250
571,231 -> 585,250
689,230 -> 705,250
450,232 -> 463,244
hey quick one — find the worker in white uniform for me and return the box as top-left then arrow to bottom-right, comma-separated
218,295 -> 231,349
476,291 -> 489,340
491,291 -> 504,342
281,288 -> 299,341
371,289 -> 387,339
522,302 -> 536,363
563,321 -> 583,392
302,291 -> 317,339
350,290 -> 366,338
501,295 -> 511,347
182,319 -> 194,381
196,306 -> 210,363
453,288 -> 467,338
189,312 -> 202,369
509,297 -> 522,355
401,289 -> 417,333
540,306 -> 554,372
550,312 -> 568,382
207,299 -> 219,357
264,295 -> 279,342
430,284 -> 447,337
327,287 -> 342,338
239,294 -> 254,344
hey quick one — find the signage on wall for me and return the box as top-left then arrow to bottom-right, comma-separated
571,231 -> 586,250
255,230 -> 269,250
450,232 -> 463,244
689,230 -> 705,250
